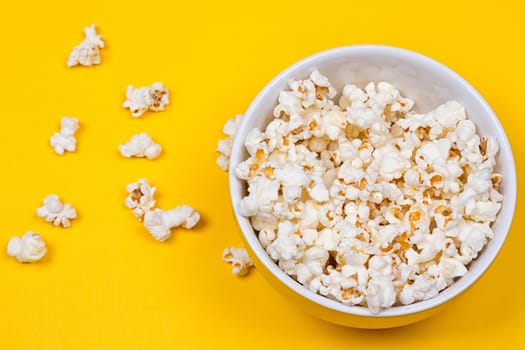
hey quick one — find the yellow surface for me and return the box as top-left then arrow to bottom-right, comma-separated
0,0 -> 523,348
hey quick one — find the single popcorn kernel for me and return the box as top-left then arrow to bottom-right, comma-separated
50,117 -> 80,155
123,82 -> 170,118
143,206 -> 200,242
67,24 -> 104,67
234,71 -> 502,313
125,178 -> 156,221
37,194 -> 77,228
119,132 -> 162,160
216,115 -> 243,171
7,232 -> 47,263
222,247 -> 254,276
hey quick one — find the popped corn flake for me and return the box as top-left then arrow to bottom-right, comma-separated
37,194 -> 77,228
125,179 -> 200,242
123,82 -> 169,118
119,132 -> 162,160
222,247 -> 254,276
67,24 -> 104,67
216,114 -> 242,171
50,117 -> 79,155
7,231 -> 47,263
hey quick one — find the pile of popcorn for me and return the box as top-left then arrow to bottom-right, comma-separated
233,70 -> 502,313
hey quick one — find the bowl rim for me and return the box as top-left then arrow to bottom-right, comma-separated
229,45 -> 517,317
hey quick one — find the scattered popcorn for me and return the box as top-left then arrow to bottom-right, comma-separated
67,24 -> 104,67
119,132 -> 162,160
235,71 -> 502,313
36,194 -> 77,228
123,82 -> 169,117
125,178 -> 156,221
125,179 -> 200,242
50,117 -> 79,155
143,205 -> 200,242
216,114 -> 242,171
7,232 -> 47,263
222,247 -> 254,276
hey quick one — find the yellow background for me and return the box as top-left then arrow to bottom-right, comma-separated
0,0 -> 523,348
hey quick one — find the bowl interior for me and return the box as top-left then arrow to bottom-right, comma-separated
229,45 -> 516,317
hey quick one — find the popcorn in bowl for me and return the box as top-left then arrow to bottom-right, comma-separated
234,70 -> 502,314
125,178 -> 157,221
143,206 -> 200,242
216,114 -> 243,171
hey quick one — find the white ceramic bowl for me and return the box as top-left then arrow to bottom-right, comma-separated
229,45 -> 516,329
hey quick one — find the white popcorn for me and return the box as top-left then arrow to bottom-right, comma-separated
289,77 -> 316,108
310,70 -> 337,99
469,201 -> 501,223
123,82 -> 169,117
36,194 -> 77,228
378,152 -> 407,181
399,275 -> 446,305
319,110 -> 347,140
347,105 -> 382,130
266,221 -> 305,273
143,205 -> 200,242
454,221 -> 494,263
274,70 -> 336,118
50,117 -> 79,155
125,178 -> 200,242
216,115 -> 242,171
339,84 -> 367,109
222,247 -> 254,276
125,178 -> 156,221
397,101 -> 466,139
235,73 -> 502,313
438,257 -> 468,284
238,177 -> 279,217
7,232 -> 47,263
309,181 -> 329,203
67,24 -> 104,67
296,247 -> 329,283
258,226 -> 277,248
366,276 -> 396,314
119,132 -> 162,160
244,128 -> 267,157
